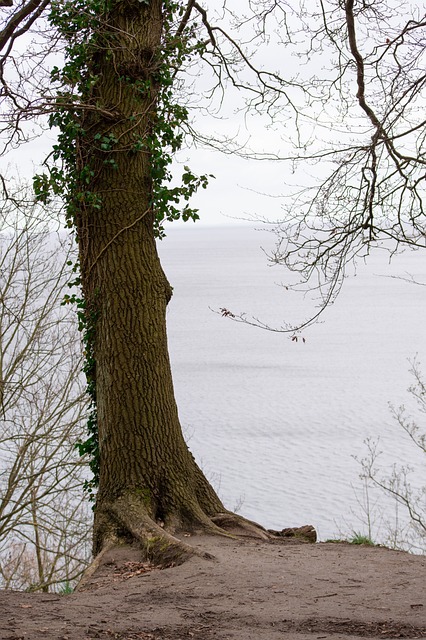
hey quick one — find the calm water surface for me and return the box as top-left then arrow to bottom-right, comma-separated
158,225 -> 426,543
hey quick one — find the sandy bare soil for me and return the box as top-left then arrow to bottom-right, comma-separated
1,536 -> 425,640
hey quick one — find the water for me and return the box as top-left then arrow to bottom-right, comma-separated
158,225 -> 426,544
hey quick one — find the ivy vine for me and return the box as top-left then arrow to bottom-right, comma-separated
34,0 -> 212,499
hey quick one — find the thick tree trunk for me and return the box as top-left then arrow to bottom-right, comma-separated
74,0 -> 231,562
71,2 -> 273,575
89,211 -> 228,554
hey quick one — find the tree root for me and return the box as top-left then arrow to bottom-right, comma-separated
108,495 -> 216,566
75,538 -> 117,592
211,512 -> 271,539
77,495 -> 220,590
269,524 -> 317,543
212,514 -> 317,542
77,494 -> 317,591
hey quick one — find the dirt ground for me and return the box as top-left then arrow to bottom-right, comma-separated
1,535 -> 425,640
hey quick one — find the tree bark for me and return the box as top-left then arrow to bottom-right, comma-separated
71,2 -> 273,575
74,0 -> 232,563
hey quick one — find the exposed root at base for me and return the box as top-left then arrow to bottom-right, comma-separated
78,495 -> 220,590
110,495 -> 217,565
211,513 -> 271,539
269,524 -> 317,543
75,539 -> 117,592
77,495 -> 317,591
212,515 -> 317,542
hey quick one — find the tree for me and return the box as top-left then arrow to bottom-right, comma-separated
7,0 -> 420,572
0,186 -> 90,591
54,0 -> 287,567
220,1 -> 426,334
2,0 -> 306,573
60,0 -> 422,566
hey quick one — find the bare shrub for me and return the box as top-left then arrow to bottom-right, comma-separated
360,360 -> 426,553
0,186 -> 91,591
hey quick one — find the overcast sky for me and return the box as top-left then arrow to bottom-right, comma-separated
0,1 -> 340,228
2,1 -> 416,229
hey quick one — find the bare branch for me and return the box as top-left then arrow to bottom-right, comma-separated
0,0 -> 49,53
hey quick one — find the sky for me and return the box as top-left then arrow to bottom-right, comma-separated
4,129 -> 296,228
0,1 -> 353,228
1,0 -> 424,236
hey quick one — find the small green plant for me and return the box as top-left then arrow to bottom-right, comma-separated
324,533 -> 376,546
324,538 -> 345,544
349,532 -> 375,546
59,581 -> 74,595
